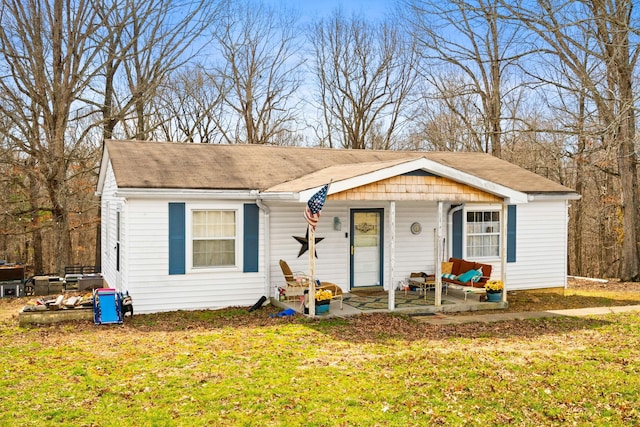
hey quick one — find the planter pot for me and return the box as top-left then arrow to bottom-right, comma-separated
486,291 -> 503,302
303,299 -> 330,315
315,299 -> 330,314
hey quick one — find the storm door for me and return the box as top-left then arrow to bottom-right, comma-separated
350,209 -> 384,288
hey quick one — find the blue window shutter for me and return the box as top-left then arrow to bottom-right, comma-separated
452,209 -> 463,259
168,203 -> 186,275
243,204 -> 259,273
507,205 -> 517,263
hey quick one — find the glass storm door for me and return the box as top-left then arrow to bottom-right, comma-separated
350,209 -> 383,288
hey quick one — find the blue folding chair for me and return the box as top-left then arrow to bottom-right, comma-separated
93,288 -> 123,325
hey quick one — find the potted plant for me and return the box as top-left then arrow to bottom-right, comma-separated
314,289 -> 333,314
302,288 -> 333,314
484,279 -> 504,302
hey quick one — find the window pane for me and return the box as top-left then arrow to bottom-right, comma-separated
193,240 -> 235,267
193,225 -> 206,237
192,210 -> 236,267
465,210 -> 500,258
193,211 -> 206,225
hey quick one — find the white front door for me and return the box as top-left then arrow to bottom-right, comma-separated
350,209 -> 383,288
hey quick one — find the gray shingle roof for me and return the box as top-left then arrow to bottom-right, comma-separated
104,140 -> 576,194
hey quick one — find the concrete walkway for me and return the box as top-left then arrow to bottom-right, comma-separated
414,305 -> 640,325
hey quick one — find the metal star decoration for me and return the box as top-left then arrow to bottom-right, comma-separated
293,229 -> 324,258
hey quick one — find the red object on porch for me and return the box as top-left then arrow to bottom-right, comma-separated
442,258 -> 492,288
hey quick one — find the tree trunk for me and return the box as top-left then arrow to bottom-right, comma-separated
28,163 -> 44,275
572,161 -> 584,276
617,82 -> 639,281
609,2 -> 639,281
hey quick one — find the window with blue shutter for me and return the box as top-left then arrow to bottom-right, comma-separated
168,203 -> 186,275
454,207 -> 515,261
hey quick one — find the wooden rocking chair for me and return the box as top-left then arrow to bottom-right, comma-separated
279,260 -> 344,309
279,259 -> 309,302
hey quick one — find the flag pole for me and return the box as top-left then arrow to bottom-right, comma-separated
308,222 -> 316,318
304,181 -> 331,318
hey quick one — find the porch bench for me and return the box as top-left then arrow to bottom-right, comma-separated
440,257 -> 493,301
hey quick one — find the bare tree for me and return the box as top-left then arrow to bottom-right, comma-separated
153,66 -> 226,143
406,74 -> 495,152
0,0 -> 219,272
502,0 -> 639,280
310,10 -> 418,149
0,0 -> 119,273
204,0 -> 304,145
403,0 -> 528,157
94,0 -> 220,141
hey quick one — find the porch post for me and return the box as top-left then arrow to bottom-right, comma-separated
501,202 -> 508,302
308,224 -> 316,318
435,201 -> 444,306
388,201 -> 396,311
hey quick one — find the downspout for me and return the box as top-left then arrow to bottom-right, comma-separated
435,202 -> 444,306
252,191 -> 272,298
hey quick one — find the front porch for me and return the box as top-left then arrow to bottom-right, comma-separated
270,171 -> 517,311
272,287 -> 508,318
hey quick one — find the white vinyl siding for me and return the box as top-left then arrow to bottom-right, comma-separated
100,164 -> 124,291
113,198 -> 265,314
501,200 -> 568,290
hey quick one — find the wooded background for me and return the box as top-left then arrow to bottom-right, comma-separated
0,0 -> 638,281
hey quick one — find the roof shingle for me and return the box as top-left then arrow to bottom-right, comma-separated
104,140 -> 576,194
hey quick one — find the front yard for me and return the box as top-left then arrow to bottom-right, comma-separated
0,279 -> 639,426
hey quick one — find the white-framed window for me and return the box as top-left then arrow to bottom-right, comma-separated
466,210 -> 500,258
192,210 -> 237,268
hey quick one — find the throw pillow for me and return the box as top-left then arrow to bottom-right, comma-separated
459,259 -> 475,275
457,269 -> 477,283
442,273 -> 457,280
441,261 -> 454,275
472,267 -> 483,282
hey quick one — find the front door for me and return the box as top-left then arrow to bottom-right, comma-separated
350,209 -> 384,288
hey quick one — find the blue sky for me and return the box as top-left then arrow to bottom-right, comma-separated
286,0 -> 392,21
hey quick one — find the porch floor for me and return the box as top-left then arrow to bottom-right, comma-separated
272,287 -> 507,317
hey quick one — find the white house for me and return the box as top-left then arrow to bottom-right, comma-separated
96,140 -> 580,314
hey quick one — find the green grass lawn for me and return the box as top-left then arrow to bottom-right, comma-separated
1,303 -> 639,426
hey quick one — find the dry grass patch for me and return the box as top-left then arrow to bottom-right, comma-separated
1,278 -> 639,425
474,277 -> 640,314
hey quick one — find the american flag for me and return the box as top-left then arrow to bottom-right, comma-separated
304,183 -> 329,231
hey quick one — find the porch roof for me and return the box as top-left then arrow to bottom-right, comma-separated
98,140 -> 578,200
